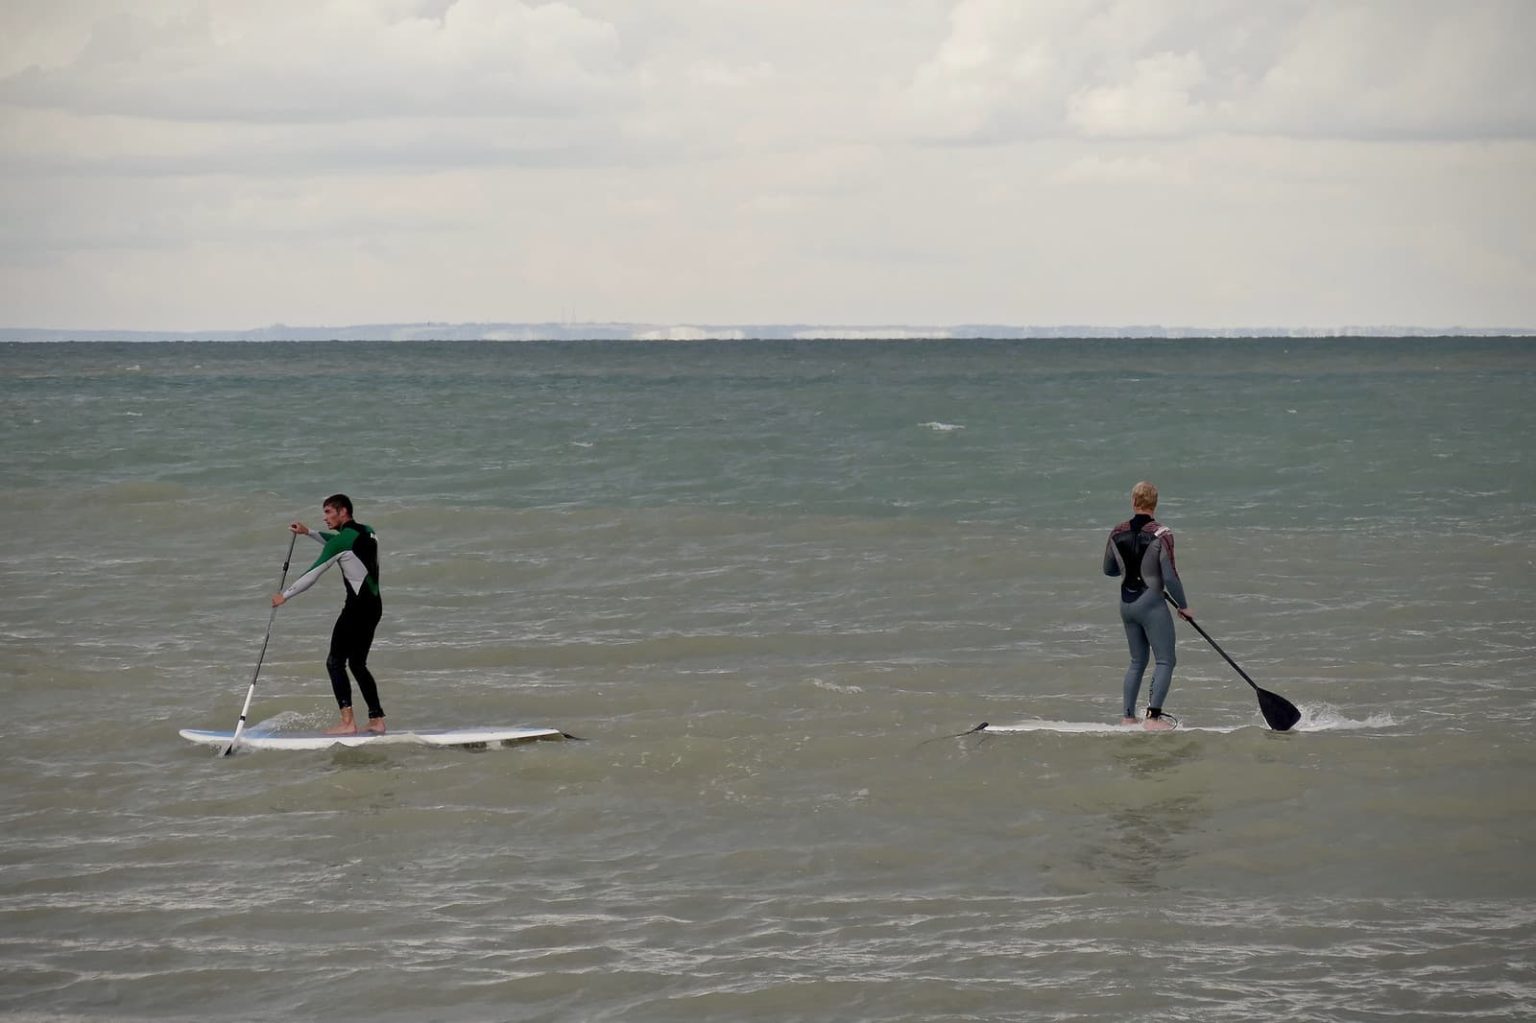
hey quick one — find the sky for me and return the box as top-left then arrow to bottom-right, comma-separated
1,0 -> 1533,331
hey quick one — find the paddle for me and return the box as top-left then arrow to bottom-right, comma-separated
222,533 -> 298,756
1165,594 -> 1301,731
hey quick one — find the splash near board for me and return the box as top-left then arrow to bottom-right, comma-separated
180,726 -> 566,751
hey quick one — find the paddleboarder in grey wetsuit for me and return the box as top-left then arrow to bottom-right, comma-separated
271,494 -> 385,736
1103,481 -> 1193,730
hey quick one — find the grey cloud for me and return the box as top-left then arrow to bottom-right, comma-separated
0,113 -> 642,179
901,0 -> 1536,143
1,0 -> 1531,330
0,1 -> 631,123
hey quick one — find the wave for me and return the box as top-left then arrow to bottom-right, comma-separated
1294,705 -> 1398,731
87,480 -> 198,505
808,678 -> 864,694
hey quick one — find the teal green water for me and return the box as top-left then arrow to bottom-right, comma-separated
2,339 -> 1534,1021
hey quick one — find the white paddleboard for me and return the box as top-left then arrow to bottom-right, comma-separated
180,726 -> 565,751
981,720 -> 1243,734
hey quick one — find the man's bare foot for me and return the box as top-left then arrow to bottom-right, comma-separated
1142,716 -> 1175,731
1120,717 -> 1140,726
325,708 -> 357,735
366,717 -> 386,734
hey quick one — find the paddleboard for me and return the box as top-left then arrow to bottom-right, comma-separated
980,720 -> 1242,734
180,726 -> 565,751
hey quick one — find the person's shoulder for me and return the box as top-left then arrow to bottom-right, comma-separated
1109,519 -> 1133,534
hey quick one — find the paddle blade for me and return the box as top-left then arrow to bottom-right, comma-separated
1257,687 -> 1302,732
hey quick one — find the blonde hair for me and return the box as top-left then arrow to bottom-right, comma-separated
1131,481 -> 1158,513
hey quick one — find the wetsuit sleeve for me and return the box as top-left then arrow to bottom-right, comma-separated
1103,535 -> 1122,577
1157,532 -> 1189,609
281,532 -> 350,600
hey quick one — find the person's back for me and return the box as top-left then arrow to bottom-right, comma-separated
1104,516 -> 1184,609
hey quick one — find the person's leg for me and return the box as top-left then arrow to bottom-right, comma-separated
347,599 -> 385,730
1130,592 -> 1173,728
1121,612 -> 1150,721
1143,598 -> 1178,727
324,611 -> 357,734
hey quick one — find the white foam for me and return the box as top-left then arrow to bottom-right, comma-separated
245,710 -> 320,736
1293,705 -> 1397,731
810,678 -> 864,694
919,421 -> 965,432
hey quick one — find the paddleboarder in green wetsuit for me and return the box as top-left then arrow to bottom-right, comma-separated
1103,481 -> 1194,730
271,494 -> 385,735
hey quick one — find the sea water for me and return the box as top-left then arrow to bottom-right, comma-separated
1,338 -> 1533,1021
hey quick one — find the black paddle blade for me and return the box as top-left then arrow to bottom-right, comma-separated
1257,687 -> 1302,732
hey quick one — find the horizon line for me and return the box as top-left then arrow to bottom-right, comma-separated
2,319 -> 1533,341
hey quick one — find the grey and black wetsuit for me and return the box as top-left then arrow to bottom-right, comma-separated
1102,514 -> 1189,719
282,522 -> 385,721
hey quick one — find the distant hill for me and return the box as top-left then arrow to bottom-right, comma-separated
1,321 -> 1531,342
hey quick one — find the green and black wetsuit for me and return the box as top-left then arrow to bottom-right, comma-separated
282,522 -> 385,720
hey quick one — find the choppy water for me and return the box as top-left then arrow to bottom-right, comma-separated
2,338 -> 1534,1021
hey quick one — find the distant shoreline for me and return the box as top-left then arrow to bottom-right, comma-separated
2,323 -> 1533,343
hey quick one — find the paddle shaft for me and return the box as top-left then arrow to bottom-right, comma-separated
1161,592 -> 1263,691
1161,592 -> 1259,688
222,533 -> 298,756
1161,594 -> 1301,731
1181,614 -> 1263,692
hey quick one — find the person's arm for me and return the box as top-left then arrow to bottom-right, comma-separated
288,522 -> 331,545
277,533 -> 349,602
1156,529 -> 1191,615
292,523 -> 331,544
1103,535 -> 1122,577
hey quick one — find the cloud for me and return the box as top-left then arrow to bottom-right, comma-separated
0,0 -> 627,122
1066,51 -> 1207,138
0,0 -> 908,173
0,1 -> 1531,329
1053,153 -> 1185,184
901,0 -> 1079,141
901,0 -> 1536,142
1245,2 -> 1536,140
11,0 -> 1527,179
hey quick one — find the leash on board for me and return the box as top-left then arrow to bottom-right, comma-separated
912,721 -> 991,751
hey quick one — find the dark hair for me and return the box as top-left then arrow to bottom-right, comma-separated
323,493 -> 353,515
